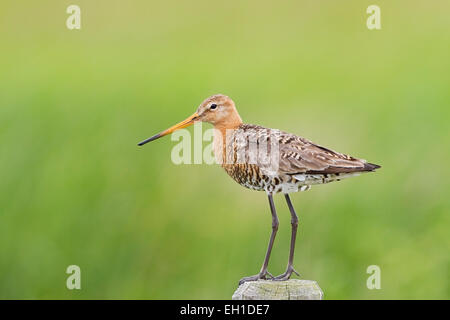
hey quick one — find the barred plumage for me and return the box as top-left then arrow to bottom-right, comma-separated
218,123 -> 380,194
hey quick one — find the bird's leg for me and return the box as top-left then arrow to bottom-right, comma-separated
273,194 -> 300,281
239,193 -> 278,285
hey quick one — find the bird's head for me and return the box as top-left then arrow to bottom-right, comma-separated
138,94 -> 242,146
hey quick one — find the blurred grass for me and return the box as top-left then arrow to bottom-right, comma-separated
0,0 -> 449,299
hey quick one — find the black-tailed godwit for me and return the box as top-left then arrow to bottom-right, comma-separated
138,94 -> 380,285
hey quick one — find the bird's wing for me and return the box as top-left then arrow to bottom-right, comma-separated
232,124 -> 379,176
277,130 -> 377,175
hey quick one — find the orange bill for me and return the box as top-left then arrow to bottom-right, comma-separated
138,112 -> 199,146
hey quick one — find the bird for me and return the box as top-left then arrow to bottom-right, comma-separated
138,94 -> 380,285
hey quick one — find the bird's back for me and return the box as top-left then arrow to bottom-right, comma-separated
220,124 -> 380,193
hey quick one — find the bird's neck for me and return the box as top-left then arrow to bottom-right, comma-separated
212,117 -> 243,165
214,109 -> 243,131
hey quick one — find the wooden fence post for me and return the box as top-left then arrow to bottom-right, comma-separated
232,279 -> 323,300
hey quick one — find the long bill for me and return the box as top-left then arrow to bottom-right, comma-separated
138,112 -> 199,146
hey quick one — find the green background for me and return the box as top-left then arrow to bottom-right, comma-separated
1,0 -> 449,299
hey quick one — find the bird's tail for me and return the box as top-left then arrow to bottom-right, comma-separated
364,162 -> 381,171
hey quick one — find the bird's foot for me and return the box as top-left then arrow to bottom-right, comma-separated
239,270 -> 274,286
272,266 -> 300,281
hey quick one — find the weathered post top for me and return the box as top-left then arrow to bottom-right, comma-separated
232,279 -> 323,300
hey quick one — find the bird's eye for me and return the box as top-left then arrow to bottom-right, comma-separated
210,104 -> 217,110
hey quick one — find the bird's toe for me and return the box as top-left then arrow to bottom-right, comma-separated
239,270 -> 273,285
272,267 -> 300,281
